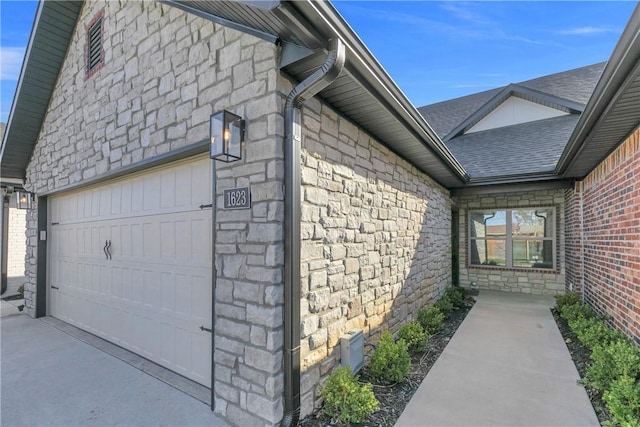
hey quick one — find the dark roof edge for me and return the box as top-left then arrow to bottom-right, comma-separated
160,0 -> 279,44
289,1 -> 469,183
0,1 -> 83,181
0,1 -> 44,169
556,3 -> 640,176
452,178 -> 574,196
458,171 -> 564,188
444,84 -> 584,141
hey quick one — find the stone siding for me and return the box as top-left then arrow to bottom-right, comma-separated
297,99 -> 452,417
569,127 -> 640,343
23,1 -> 284,426
457,189 -> 566,295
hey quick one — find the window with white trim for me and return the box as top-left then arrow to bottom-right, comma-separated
469,208 -> 555,269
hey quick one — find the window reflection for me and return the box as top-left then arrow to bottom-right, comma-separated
469,208 -> 554,269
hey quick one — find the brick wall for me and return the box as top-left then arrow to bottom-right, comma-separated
297,97 -> 452,417
564,186 -> 583,293
572,127 -> 640,343
23,1 -> 284,425
457,189 -> 566,295
7,208 -> 27,278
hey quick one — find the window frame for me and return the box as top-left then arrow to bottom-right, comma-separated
468,207 -> 556,270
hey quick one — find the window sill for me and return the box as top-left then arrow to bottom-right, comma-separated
467,264 -> 560,274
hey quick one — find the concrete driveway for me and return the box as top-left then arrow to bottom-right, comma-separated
1,315 -> 229,426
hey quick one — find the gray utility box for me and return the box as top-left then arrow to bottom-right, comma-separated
340,330 -> 364,374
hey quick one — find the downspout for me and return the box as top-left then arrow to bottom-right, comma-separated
281,38 -> 345,427
1,192 -> 9,295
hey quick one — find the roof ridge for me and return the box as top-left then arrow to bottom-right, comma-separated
517,62 -> 606,87
419,62 -> 606,110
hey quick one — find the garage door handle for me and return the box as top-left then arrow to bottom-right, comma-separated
103,240 -> 112,260
51,286 -> 59,290
199,326 -> 212,333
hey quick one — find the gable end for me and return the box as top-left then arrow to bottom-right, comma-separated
445,84 -> 584,141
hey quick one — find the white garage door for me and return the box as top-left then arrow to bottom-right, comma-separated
49,157 -> 212,387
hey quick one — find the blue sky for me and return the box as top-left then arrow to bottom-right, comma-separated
0,1 -> 637,123
333,1 -> 638,106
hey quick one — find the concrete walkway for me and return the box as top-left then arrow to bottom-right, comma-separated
1,315 -> 229,426
396,291 -> 599,427
0,298 -> 25,317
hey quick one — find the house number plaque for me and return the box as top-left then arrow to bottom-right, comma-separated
223,187 -> 251,209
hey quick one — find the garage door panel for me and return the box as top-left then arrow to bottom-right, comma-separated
118,224 -> 132,257
161,272 -> 176,312
176,168 -> 192,207
49,157 -> 212,386
191,218 -> 209,264
192,332 -> 210,383
110,185 -> 122,215
99,187 -> 111,217
192,275 -> 210,321
131,180 -> 144,213
175,273 -> 191,316
160,221 -> 175,259
144,269 -> 160,308
161,170 -> 177,209
191,161 -> 211,204
161,323 -> 176,365
143,174 -> 162,212
175,328 -> 190,373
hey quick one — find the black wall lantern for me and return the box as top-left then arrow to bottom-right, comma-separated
16,191 -> 34,210
210,110 -> 245,162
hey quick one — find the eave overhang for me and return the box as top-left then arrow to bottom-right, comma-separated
0,0 -> 83,182
164,0 -> 469,188
557,3 -> 640,179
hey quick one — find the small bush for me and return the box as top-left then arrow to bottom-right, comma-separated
554,292 -> 580,311
434,296 -> 454,317
603,375 -> 640,427
321,366 -> 380,424
17,284 -> 24,297
417,306 -> 445,334
398,322 -> 428,353
369,331 -> 411,384
570,316 -> 626,351
444,286 -> 466,308
585,340 -> 640,392
560,302 -> 594,323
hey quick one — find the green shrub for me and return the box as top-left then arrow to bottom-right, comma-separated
603,375 -> 640,427
417,306 -> 445,334
570,316 -> 626,351
444,286 -> 466,308
17,284 -> 24,297
434,296 -> 454,317
321,366 -> 380,424
585,340 -> 640,392
398,322 -> 428,353
369,331 -> 411,384
560,302 -> 594,323
554,292 -> 580,311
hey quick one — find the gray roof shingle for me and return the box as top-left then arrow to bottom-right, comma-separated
419,62 -> 605,139
445,114 -> 580,179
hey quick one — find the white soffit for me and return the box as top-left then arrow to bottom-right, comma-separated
467,96 -> 569,134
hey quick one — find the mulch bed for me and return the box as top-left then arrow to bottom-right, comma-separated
550,308 -> 612,425
300,296 -> 476,427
